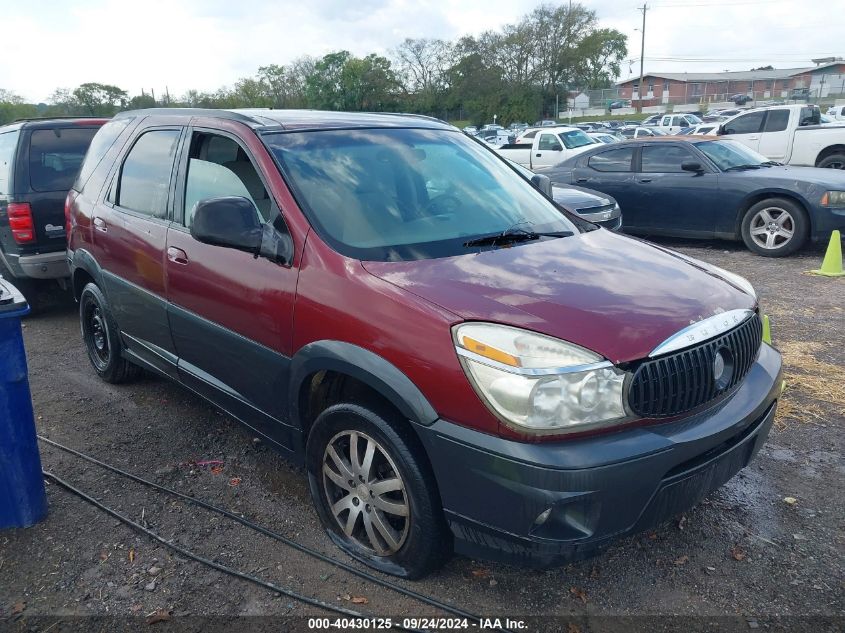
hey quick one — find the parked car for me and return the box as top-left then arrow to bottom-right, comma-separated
495,126 -> 596,169
506,159 -> 622,231
479,124 -> 504,135
545,136 -> 845,256
588,132 -> 622,144
481,130 -> 515,148
641,114 -> 663,126
608,100 -> 628,110
68,108 -> 783,577
826,104 -> 845,121
0,116 -> 107,309
717,104 -> 845,169
619,126 -> 657,139
688,122 -> 721,135
732,94 -> 753,105
533,119 -> 557,127
657,113 -> 703,134
462,126 -> 478,136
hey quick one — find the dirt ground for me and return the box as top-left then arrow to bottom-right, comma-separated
1,237 -> 843,633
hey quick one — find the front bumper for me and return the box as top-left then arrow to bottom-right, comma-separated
812,207 -> 845,240
414,343 -> 783,568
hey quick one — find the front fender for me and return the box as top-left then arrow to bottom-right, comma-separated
288,340 -> 438,430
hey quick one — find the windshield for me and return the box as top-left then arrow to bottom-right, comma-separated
265,128 -> 578,261
558,129 -> 594,149
694,139 -> 769,170
685,114 -> 703,124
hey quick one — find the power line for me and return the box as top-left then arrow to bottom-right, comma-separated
637,3 -> 647,112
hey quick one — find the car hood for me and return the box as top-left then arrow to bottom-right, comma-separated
552,184 -> 616,211
733,164 -> 845,187
362,229 -> 756,364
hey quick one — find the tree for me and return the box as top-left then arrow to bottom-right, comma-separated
0,89 -> 37,124
305,51 -> 351,110
72,83 -> 128,115
578,28 -> 628,89
392,38 -> 452,112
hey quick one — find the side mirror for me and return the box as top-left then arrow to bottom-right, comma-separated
191,196 -> 263,254
681,161 -> 704,173
530,173 -> 553,197
717,124 -> 729,135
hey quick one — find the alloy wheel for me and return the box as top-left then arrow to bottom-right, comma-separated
748,206 -> 795,250
322,430 -> 409,556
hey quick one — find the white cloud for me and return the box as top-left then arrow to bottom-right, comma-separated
0,0 -> 840,102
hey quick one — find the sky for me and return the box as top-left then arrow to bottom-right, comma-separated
0,0 -> 840,103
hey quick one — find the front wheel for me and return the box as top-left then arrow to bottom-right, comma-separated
79,282 -> 141,383
740,198 -> 808,257
306,402 -> 450,579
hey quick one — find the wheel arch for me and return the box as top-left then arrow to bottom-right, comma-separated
289,341 -> 439,443
70,249 -> 106,301
735,190 -> 814,237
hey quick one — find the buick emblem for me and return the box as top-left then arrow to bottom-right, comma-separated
713,351 -> 726,382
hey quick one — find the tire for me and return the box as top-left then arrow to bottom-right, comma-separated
306,402 -> 450,579
817,153 -> 845,170
740,198 -> 809,257
79,282 -> 142,383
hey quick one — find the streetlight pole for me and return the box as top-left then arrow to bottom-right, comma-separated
637,4 -> 648,113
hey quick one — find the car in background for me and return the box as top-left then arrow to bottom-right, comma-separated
826,104 -> 845,121
687,122 -> 721,135
462,126 -> 478,136
641,114 -> 663,126
620,126 -> 658,139
68,108 -> 783,577
544,136 -> 845,256
508,122 -> 528,132
732,94 -> 753,105
495,125 -> 596,169
588,132 -> 622,144
506,159 -> 622,231
0,116 -> 107,309
608,100 -> 628,110
657,113 -> 703,134
533,119 -> 557,127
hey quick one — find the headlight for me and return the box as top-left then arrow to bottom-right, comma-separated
821,190 -> 845,206
708,264 -> 756,299
453,323 -> 630,434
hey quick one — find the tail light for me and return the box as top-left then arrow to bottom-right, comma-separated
8,203 -> 35,244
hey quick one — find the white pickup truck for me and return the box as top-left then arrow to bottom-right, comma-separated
718,104 -> 845,169
494,126 -> 597,169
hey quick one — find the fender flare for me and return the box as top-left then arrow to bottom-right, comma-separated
69,249 -> 107,299
288,340 -> 439,430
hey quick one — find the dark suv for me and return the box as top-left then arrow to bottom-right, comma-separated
68,108 -> 783,578
0,117 -> 106,307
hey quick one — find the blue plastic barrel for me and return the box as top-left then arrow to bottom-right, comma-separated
0,277 -> 47,529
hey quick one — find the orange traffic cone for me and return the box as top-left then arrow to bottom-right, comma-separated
809,230 -> 844,277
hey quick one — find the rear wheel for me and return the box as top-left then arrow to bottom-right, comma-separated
817,153 -> 845,170
306,402 -> 450,579
740,198 -> 808,257
79,282 -> 141,383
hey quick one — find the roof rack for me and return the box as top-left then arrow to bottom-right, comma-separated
113,108 -> 266,125
11,115 -> 110,123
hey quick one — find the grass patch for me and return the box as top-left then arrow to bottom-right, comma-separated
775,341 -> 844,427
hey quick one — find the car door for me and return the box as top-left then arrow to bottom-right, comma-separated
757,108 -> 791,162
165,125 -> 300,450
569,145 -> 636,218
93,125 -> 183,378
720,110 -> 766,153
533,133 -> 565,168
626,142 -> 719,235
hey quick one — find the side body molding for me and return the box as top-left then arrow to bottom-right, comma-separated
288,340 -> 439,431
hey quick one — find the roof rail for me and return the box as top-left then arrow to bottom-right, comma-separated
113,108 -> 267,125
11,115 -> 110,123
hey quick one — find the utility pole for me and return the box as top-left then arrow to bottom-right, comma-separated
637,4 -> 647,113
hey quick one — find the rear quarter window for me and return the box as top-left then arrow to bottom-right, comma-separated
75,119 -> 130,190
588,147 -> 634,172
0,130 -> 20,195
29,127 -> 99,192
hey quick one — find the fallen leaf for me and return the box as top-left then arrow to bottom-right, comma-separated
146,608 -> 171,624
783,496 -> 797,506
647,531 -> 658,540
471,568 -> 491,578
229,477 -> 242,487
129,549 -> 135,563
570,586 -> 588,603
339,594 -> 369,605
100,551 -> 109,562
210,465 -> 224,475
131,604 -> 143,614
12,602 -> 26,616
674,555 -> 689,566
730,545 -> 747,561
568,624 -> 582,633
677,515 -> 687,531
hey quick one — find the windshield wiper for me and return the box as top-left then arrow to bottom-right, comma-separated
463,228 -> 573,248
724,164 -> 763,171
760,160 -> 783,166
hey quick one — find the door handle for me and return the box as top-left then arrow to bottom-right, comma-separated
748,135 -> 760,140
536,153 -> 542,157
576,178 -> 588,183
167,246 -> 188,265
93,217 -> 107,233
638,178 -> 653,183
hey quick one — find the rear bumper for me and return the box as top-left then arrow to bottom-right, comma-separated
1,250 -> 69,280
413,343 -> 782,568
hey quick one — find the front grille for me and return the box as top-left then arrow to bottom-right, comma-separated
627,314 -> 762,418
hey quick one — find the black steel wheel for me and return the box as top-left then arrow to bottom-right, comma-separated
79,282 -> 141,383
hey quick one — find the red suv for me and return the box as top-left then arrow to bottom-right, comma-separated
68,109 -> 783,578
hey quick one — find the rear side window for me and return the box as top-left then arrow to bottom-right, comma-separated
116,130 -> 181,218
0,131 -> 19,195
75,119 -> 131,190
29,127 -> 99,192
764,110 -> 790,132
723,111 -> 764,135
588,147 -> 634,172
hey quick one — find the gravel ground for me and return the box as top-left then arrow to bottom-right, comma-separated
0,237 -> 843,633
